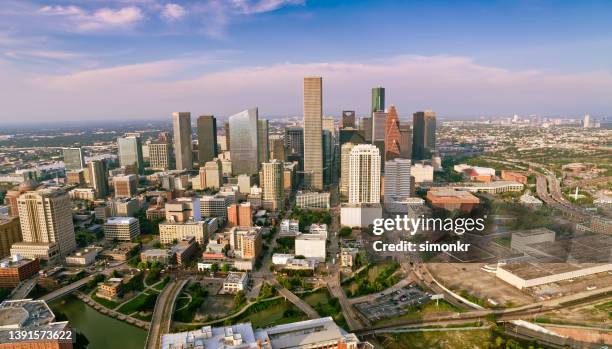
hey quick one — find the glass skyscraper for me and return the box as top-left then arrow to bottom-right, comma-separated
412,110 -> 437,160
229,108 -> 259,176
371,86 -> 385,113
62,147 -> 85,171
117,135 -> 144,174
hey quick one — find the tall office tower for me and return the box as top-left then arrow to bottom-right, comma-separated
269,135 -> 286,161
359,116 -> 373,142
284,127 -> 304,157
16,189 -> 76,257
227,202 -> 253,227
229,108 -> 259,175
583,113 -> 591,128
303,76 -> 324,191
62,147 -> 85,171
371,86 -> 385,113
341,111 -> 356,128
197,115 -> 218,164
87,160 -> 108,199
0,216 -> 22,258
384,158 -> 412,203
340,142 -> 357,198
372,111 -> 387,143
224,122 -> 231,150
257,119 -> 270,164
261,160 -> 284,211
384,105 -> 402,161
412,110 -> 437,160
204,158 -> 223,189
118,135 -> 144,174
348,144 -> 381,204
173,112 -> 193,171
113,174 -> 138,198
149,142 -> 171,170
322,130 -> 333,185
323,117 -> 335,135
399,124 -> 412,159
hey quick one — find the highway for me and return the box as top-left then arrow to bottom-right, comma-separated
145,278 -> 188,349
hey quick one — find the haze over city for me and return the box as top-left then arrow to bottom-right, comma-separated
1,0 -> 612,122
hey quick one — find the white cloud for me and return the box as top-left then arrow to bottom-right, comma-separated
39,5 -> 144,31
230,0 -> 305,14
161,3 -> 186,21
2,55 -> 611,122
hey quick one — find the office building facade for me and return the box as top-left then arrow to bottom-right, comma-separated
173,112 -> 193,170
348,144 -> 381,204
229,108 -> 259,175
303,77 -> 324,190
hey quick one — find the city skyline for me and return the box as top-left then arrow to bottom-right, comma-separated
1,0 -> 612,122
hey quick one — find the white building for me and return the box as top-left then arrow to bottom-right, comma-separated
104,217 -> 140,241
279,219 -> 299,236
159,220 -> 208,244
410,163 -> 434,183
272,253 -> 294,265
308,223 -> 328,238
223,272 -> 248,294
65,247 -> 101,265
296,191 -> 330,209
348,144 -> 381,204
295,234 -> 326,262
340,203 -> 382,228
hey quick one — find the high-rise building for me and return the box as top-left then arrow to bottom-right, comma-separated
399,124 -> 412,159
371,86 -> 385,113
204,158 -> 223,189
173,112 -> 193,170
229,108 -> 259,175
341,110 -> 356,128
229,226 -> 262,259
285,127 -> 304,157
113,174 -> 138,198
197,115 -> 218,164
583,113 -> 591,128
348,144 -> 381,204
15,189 -> 76,258
62,147 -> 85,171
87,160 -> 108,199
149,142 -> 171,170
261,160 -> 284,211
224,122 -> 231,150
269,135 -> 286,161
384,158 -> 412,203
0,216 -> 21,258
117,135 -> 144,174
322,130 -> 333,185
257,119 -> 270,164
412,110 -> 437,160
227,202 -> 253,227
322,117 -> 335,135
385,105 -> 402,161
372,110 -> 387,145
340,142 -> 357,198
303,76 -> 324,191
104,217 -> 140,241
359,116 -> 372,142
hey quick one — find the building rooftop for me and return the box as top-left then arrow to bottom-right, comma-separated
161,323 -> 269,349
106,217 -> 138,225
225,272 -> 247,284
0,299 -> 55,329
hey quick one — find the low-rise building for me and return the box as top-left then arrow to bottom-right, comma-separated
69,188 -> 96,201
100,242 -> 139,261
519,192 -> 543,208
340,203 -> 383,228
501,170 -> 528,184
340,247 -> 359,268
171,237 -> 198,266
222,272 -> 248,294
65,247 -> 101,266
279,219 -> 300,236
159,220 -> 207,244
140,249 -> 172,264
104,217 -> 140,241
295,234 -> 326,262
10,242 -> 60,263
426,188 -> 480,212
0,255 -> 40,287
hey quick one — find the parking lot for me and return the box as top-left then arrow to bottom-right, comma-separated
354,283 -> 430,321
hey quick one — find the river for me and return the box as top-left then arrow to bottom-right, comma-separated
50,295 -> 147,349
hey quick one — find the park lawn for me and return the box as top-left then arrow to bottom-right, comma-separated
117,292 -> 157,315
175,297 -> 190,311
342,261 -> 401,298
235,299 -> 308,329
302,288 -> 348,329
375,328 -> 492,349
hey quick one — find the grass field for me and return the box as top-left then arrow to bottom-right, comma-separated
233,298 -> 308,329
374,300 -> 463,326
375,328 -> 492,349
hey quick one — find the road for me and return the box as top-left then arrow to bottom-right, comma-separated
145,278 -> 188,349
9,276 -> 38,300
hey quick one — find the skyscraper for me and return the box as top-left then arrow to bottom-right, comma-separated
303,77 -> 324,190
359,116 -> 372,142
371,86 -> 385,113
229,108 -> 259,175
261,160 -> 284,211
340,142 -> 356,198
399,124 -> 412,159
285,127 -> 304,157
149,142 -> 171,170
16,188 -> 76,258
384,158 -> 412,203
197,115 -> 218,164
62,147 -> 85,172
412,110 -> 437,160
204,159 -> 222,189
341,111 -> 356,128
257,119 -> 270,164
384,105 -> 401,161
348,144 -> 381,204
583,113 -> 591,128
269,135 -> 286,161
322,130 -> 333,185
117,135 -> 144,174
87,160 -> 108,199
173,112 -> 193,171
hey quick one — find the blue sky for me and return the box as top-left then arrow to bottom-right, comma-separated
0,0 -> 611,122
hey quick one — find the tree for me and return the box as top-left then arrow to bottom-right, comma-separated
339,226 -> 352,237
221,263 -> 230,272
210,263 -> 220,273
233,291 -> 246,309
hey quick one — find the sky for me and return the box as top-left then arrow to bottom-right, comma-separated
0,0 -> 611,123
